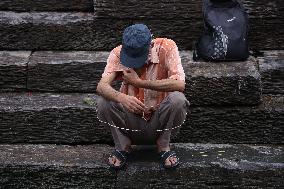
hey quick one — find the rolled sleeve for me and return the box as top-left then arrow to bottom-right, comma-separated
102,49 -> 125,78
166,45 -> 185,81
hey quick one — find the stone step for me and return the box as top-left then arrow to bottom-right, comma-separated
0,11 -> 282,51
0,51 -> 262,106
259,51 -> 284,95
0,0 -> 94,12
0,93 -> 283,144
179,95 -> 284,144
0,51 -> 30,91
118,143 -> 284,188
0,11 -> 110,51
0,144 -> 115,188
95,0 -> 282,19
0,143 -> 283,188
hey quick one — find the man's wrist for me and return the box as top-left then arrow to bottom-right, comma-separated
116,92 -> 125,102
135,79 -> 146,88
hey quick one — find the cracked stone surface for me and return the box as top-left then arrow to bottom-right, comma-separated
0,143 -> 282,188
0,0 -> 93,12
27,51 -> 112,92
0,11 -> 282,50
0,51 -> 31,91
0,93 -> 111,144
26,51 -> 261,106
94,0 -> 283,19
175,95 -> 284,144
258,50 -> 284,94
0,93 -> 282,144
181,51 -> 261,106
120,143 -> 284,188
0,144 -> 115,189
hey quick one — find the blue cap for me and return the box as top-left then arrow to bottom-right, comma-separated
120,24 -> 151,68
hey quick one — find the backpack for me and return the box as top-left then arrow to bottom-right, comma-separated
193,0 -> 249,61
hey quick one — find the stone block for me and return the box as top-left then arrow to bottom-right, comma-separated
258,51 -> 284,94
0,144 -> 115,188
117,143 -> 284,188
0,51 -> 30,91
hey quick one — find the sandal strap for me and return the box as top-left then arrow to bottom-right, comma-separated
159,151 -> 177,162
111,150 -> 129,162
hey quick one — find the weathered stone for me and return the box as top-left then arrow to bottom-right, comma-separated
26,51 -> 261,105
0,93 -> 112,144
258,51 -> 284,94
94,0 -> 283,19
0,51 -> 30,91
0,0 -> 93,12
174,95 -> 284,144
0,144 -> 115,188
117,143 -> 284,188
0,11 -> 282,50
27,51 -> 110,92
0,12 -> 117,51
181,51 -> 261,106
1,143 -> 282,188
0,93 -> 283,144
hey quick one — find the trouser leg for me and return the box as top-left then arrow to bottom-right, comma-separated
149,91 -> 190,149
96,96 -> 132,151
96,96 -> 147,150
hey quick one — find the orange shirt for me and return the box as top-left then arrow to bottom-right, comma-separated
102,38 -> 185,121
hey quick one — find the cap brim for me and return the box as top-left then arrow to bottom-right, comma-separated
120,47 -> 149,69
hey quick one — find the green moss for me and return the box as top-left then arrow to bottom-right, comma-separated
83,97 -> 96,106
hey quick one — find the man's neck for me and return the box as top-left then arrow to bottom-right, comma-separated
134,67 -> 144,77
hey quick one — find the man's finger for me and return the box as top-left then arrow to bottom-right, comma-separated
130,101 -> 144,112
130,99 -> 145,111
133,98 -> 146,109
135,104 -> 145,112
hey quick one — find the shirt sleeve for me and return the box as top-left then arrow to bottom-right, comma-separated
102,49 -> 125,79
165,44 -> 185,81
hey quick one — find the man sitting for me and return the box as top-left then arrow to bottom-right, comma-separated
96,24 -> 190,170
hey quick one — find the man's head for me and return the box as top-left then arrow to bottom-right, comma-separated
120,24 -> 151,69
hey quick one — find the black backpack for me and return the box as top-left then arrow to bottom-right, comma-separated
193,0 -> 249,61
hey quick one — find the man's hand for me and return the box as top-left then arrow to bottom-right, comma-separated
120,93 -> 146,114
122,69 -> 141,86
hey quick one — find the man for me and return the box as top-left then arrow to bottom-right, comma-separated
96,24 -> 190,170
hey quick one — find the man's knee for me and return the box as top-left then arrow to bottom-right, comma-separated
167,91 -> 188,109
96,96 -> 111,114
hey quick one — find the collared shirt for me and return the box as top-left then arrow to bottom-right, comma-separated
102,38 -> 185,121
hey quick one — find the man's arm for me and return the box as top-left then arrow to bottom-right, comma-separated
136,79 -> 185,92
96,72 -> 123,103
96,72 -> 146,113
122,69 -> 185,92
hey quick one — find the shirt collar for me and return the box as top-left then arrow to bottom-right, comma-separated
148,41 -> 160,64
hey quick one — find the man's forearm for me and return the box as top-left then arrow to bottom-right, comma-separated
136,79 -> 185,92
96,83 -> 124,103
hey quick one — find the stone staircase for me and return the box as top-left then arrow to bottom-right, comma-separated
0,0 -> 283,188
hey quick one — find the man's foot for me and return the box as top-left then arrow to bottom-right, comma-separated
158,147 -> 179,168
108,146 -> 131,170
108,154 -> 122,167
108,150 -> 130,170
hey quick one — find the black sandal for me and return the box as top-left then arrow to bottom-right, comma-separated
108,150 -> 130,170
158,150 -> 180,169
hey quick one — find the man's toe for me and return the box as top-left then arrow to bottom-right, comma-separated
165,158 -> 171,166
109,157 -> 114,164
114,159 -> 121,166
170,156 -> 177,165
